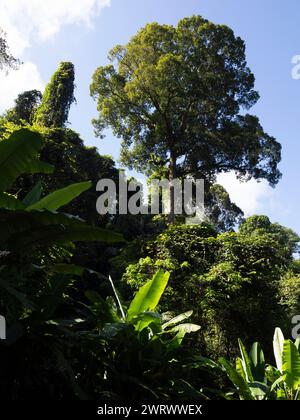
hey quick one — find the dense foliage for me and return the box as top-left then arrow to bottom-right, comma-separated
0,16 -> 299,401
112,220 -> 298,359
91,15 -> 281,222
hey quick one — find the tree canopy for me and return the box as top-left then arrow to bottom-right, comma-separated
90,15 -> 282,222
4,90 -> 42,125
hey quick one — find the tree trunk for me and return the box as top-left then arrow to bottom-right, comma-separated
168,152 -> 176,224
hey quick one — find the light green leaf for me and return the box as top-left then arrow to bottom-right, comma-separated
282,340 -> 300,391
249,342 -> 265,383
127,270 -> 170,321
238,338 -> 254,382
219,357 -> 254,400
273,327 -> 285,372
27,181 -> 92,211
164,323 -> 200,334
162,310 -> 193,330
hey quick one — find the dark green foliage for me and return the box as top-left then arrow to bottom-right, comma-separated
91,16 -> 282,222
115,221 -> 297,358
0,128 -> 123,399
34,62 -> 75,128
4,126 -> 118,225
5,90 -> 42,124
205,183 -> 244,231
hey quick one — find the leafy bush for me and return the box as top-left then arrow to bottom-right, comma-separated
219,328 -> 300,400
115,222 -> 294,358
0,128 -> 122,399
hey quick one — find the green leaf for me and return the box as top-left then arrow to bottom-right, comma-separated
127,270 -> 170,321
0,209 -> 124,250
132,311 -> 162,332
27,181 -> 92,211
282,340 -> 300,391
22,181 -> 43,207
0,129 -> 43,192
166,330 -> 186,353
222,360 -> 255,400
0,193 -> 25,210
236,357 -> 247,381
164,323 -> 200,334
249,342 -> 265,383
219,357 -> 254,400
273,327 -> 285,372
238,338 -> 254,382
248,382 -> 268,400
162,310 -> 193,330
25,159 -> 54,175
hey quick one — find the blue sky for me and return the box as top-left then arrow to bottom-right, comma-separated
0,0 -> 300,233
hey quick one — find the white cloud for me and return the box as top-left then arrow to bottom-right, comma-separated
0,62 -> 44,113
0,0 -> 110,113
217,172 -> 273,216
0,0 -> 111,55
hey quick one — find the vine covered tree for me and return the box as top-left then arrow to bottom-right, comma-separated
34,61 -> 75,128
90,15 -> 282,222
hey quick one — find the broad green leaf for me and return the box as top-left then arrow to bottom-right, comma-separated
0,209 -> 124,250
248,382 -> 268,400
25,159 -> 54,175
219,357 -> 254,400
162,310 -> 193,330
27,181 -> 92,211
22,181 -> 43,207
127,270 -> 170,321
282,340 -> 300,391
249,342 -> 265,383
0,193 -> 25,210
273,327 -> 285,372
132,311 -> 162,332
164,323 -> 200,334
270,375 -> 285,392
236,357 -> 247,381
166,330 -> 186,353
0,129 -> 43,192
238,338 -> 254,382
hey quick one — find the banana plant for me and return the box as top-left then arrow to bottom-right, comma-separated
102,270 -> 200,344
0,129 -> 123,250
219,328 -> 300,400
0,128 -> 124,399
87,270 -> 201,399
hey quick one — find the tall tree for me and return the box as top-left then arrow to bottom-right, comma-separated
90,16 -> 282,222
0,28 -> 20,72
4,90 -> 42,124
34,62 -> 75,128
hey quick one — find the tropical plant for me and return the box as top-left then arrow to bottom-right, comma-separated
219,328 -> 300,400
89,270 -> 202,399
0,128 -> 123,399
114,222 -> 293,358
